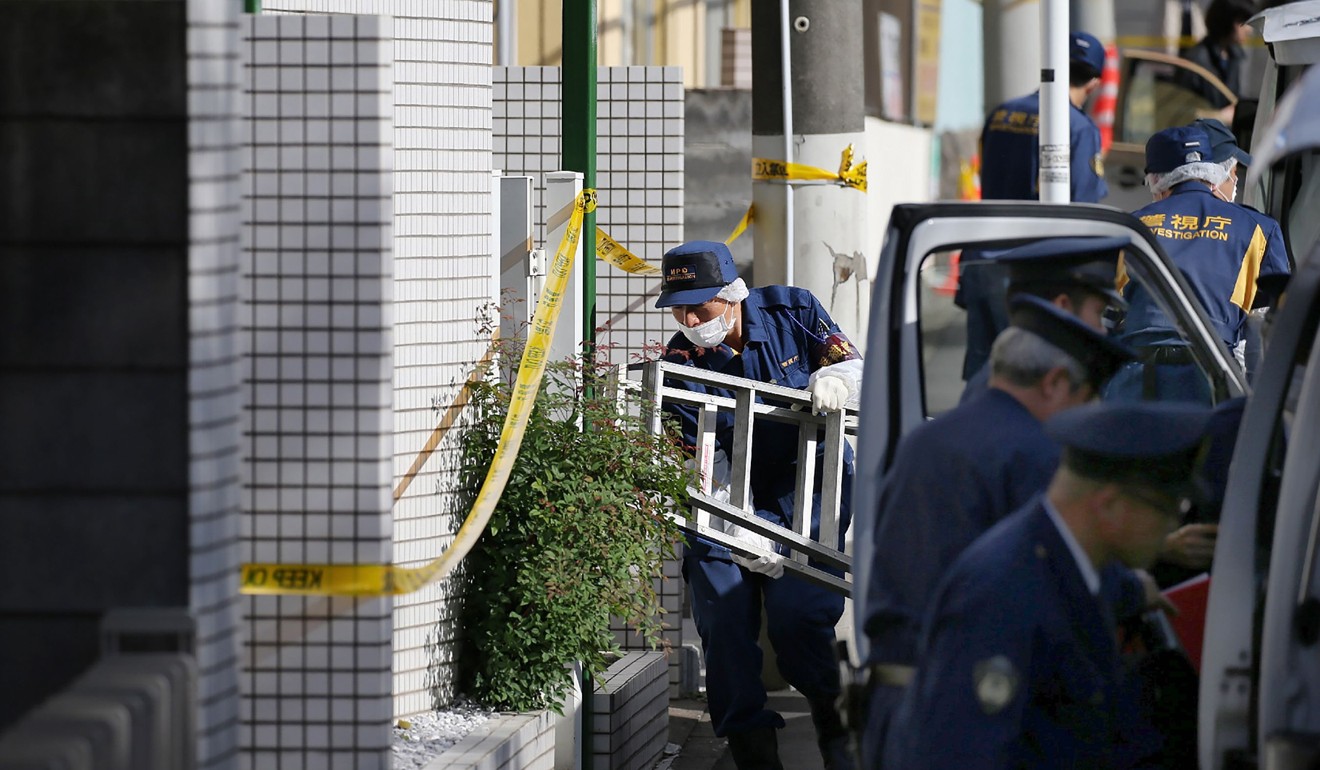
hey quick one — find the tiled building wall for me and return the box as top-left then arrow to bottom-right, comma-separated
240,15 -> 396,770
0,2 -> 245,766
258,0 -> 496,718
188,1 -> 248,767
494,66 -> 687,692
494,66 -> 684,365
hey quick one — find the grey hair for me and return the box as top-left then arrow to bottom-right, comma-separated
989,327 -> 1089,389
1146,161 -> 1229,195
716,277 -> 749,303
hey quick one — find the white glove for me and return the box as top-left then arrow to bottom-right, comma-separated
727,525 -> 786,579
809,374 -> 850,413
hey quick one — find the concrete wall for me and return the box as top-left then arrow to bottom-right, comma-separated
0,1 -> 246,767
683,89 -> 754,282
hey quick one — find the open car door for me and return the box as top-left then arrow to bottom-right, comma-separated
850,201 -> 1247,663
1106,49 -> 1238,213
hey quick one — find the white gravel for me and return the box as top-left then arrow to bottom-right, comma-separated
391,701 -> 494,770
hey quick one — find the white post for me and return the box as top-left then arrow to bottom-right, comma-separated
1039,0 -> 1071,203
780,0 -> 796,285
543,171 -> 586,365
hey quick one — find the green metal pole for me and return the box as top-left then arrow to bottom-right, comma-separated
244,0 -> 260,13
563,0 -> 598,354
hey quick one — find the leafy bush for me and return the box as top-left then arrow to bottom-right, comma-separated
456,339 -> 692,712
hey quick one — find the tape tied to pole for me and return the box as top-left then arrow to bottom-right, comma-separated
240,189 -> 598,596
752,144 -> 868,193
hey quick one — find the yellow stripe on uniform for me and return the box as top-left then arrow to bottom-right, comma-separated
241,189 -> 598,597
753,145 -> 868,192
1231,224 -> 1266,312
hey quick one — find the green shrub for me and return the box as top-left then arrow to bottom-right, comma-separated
456,340 -> 692,712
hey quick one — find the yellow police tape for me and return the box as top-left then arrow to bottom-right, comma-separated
752,144 -> 867,193
594,203 -> 755,276
240,189 -> 598,596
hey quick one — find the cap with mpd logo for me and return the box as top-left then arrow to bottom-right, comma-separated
1145,126 -> 1213,174
1192,118 -> 1253,167
1069,31 -> 1105,76
655,240 -> 739,308
1007,294 -> 1136,391
996,236 -> 1128,309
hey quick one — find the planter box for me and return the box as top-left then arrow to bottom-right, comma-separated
426,710 -> 556,770
591,651 -> 669,770
425,652 -> 666,770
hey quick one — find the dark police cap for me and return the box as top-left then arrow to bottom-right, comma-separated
998,236 -> 1128,309
1070,31 -> 1106,76
1193,118 -> 1253,167
655,240 -> 738,308
1145,126 -> 1213,174
1008,294 -> 1136,391
1045,401 -> 1213,506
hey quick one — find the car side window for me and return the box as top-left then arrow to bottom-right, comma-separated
1119,56 -> 1234,146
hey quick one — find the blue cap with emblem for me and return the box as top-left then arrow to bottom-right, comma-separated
1193,118 -> 1253,168
655,240 -> 738,308
995,236 -> 1128,309
1007,294 -> 1136,391
1145,126 -> 1213,174
1045,401 -> 1213,506
1069,31 -> 1105,76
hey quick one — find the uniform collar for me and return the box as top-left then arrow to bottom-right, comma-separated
1043,497 -> 1101,595
1169,180 -> 1216,196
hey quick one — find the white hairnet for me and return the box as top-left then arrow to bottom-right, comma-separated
1146,162 -> 1228,195
716,277 -> 749,304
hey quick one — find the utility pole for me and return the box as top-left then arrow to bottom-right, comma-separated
563,1 -> 597,351
750,1 -> 868,343
983,0 -> 1041,112
1038,0 -> 1070,203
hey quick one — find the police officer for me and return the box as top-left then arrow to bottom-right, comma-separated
958,30 -> 1111,380
959,237 -> 1128,403
861,295 -> 1138,767
655,240 -> 863,770
1107,125 -> 1291,402
1194,116 -> 1289,381
883,401 -> 1213,770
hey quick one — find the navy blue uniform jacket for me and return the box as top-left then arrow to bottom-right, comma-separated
885,500 -> 1159,769
660,285 -> 856,560
980,92 -> 1108,203
1126,182 -> 1290,347
864,388 -> 1057,665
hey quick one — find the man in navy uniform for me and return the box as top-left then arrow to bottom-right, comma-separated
861,295 -> 1139,766
883,401 -> 1213,769
958,30 -> 1110,380
959,237 -> 1128,403
1107,125 -> 1291,402
655,240 -> 863,770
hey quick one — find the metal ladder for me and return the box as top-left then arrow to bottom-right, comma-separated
627,360 -> 857,596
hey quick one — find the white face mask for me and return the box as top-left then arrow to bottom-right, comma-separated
679,304 -> 734,348
1214,182 -> 1237,204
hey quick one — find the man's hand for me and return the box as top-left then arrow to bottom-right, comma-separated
810,375 -> 850,413
1161,523 -> 1218,570
728,525 -> 786,579
1137,569 -> 1179,616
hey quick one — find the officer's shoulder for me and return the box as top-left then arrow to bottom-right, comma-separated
756,284 -> 818,312
1235,202 -> 1283,227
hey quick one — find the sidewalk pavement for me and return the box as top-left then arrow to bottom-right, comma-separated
660,690 -> 827,770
